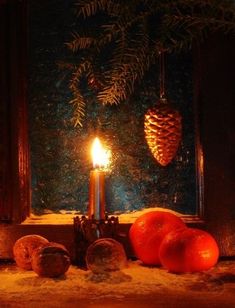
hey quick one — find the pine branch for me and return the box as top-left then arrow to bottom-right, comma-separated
74,0 -> 120,18
69,92 -> 86,127
65,0 -> 235,126
66,32 -> 97,52
166,15 -> 235,35
152,0 -> 235,53
69,60 -> 93,126
98,24 -> 151,105
161,1 -> 235,52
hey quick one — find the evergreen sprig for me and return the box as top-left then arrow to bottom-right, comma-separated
66,0 -> 235,126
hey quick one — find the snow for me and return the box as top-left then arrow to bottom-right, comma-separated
1,260 -> 235,307
22,207 -> 195,225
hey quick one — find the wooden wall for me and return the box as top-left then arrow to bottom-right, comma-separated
195,33 -> 235,256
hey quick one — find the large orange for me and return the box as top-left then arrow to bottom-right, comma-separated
129,211 -> 186,265
159,228 -> 219,273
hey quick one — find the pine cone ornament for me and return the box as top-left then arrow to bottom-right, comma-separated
144,98 -> 182,166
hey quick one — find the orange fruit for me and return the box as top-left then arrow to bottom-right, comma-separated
159,228 -> 219,273
129,211 -> 186,265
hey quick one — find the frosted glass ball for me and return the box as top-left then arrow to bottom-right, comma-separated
86,238 -> 127,274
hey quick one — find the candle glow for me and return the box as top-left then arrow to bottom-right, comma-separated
89,137 -> 111,220
91,137 -> 110,169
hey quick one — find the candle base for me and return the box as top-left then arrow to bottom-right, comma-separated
73,215 -> 120,267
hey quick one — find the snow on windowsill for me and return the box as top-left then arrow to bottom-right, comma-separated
21,207 -> 199,225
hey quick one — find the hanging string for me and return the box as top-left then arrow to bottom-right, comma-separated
159,50 -> 165,99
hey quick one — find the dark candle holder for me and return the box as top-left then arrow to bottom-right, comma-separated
73,215 -> 120,267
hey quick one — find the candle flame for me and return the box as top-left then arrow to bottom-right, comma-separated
91,137 -> 110,169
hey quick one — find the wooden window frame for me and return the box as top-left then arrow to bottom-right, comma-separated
0,0 -> 235,259
0,0 -> 30,224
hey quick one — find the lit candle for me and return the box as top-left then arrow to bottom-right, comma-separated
88,137 -> 111,220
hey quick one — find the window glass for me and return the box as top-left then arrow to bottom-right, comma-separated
29,0 -> 197,216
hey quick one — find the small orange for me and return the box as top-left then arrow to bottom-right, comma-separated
129,211 -> 186,265
159,228 -> 219,273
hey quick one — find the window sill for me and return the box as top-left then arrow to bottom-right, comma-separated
0,208 -> 204,261
21,207 -> 204,225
